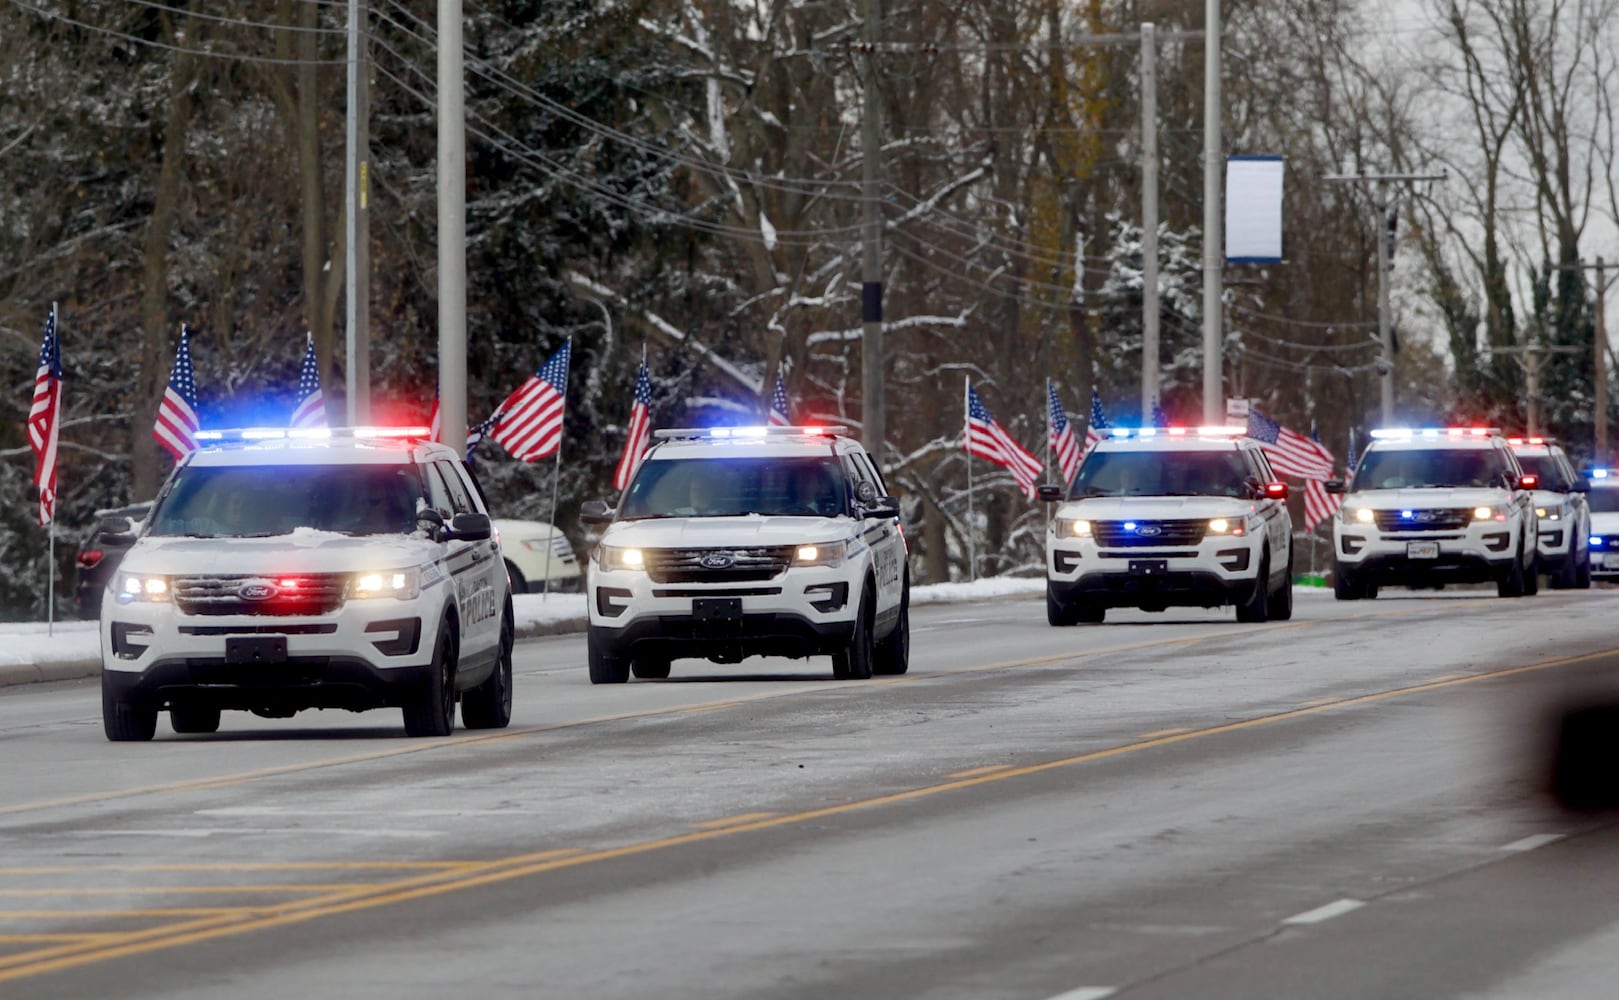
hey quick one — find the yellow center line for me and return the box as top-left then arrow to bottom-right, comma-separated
691,812 -> 777,830
0,908 -> 258,920
0,935 -> 122,944
0,885 -> 369,898
4,643 -> 1614,984
0,861 -> 469,876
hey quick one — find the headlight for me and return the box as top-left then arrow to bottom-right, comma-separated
349,567 -> 421,600
115,572 -> 171,603
1536,504 -> 1564,521
1472,504 -> 1512,522
597,544 -> 646,572
1207,517 -> 1245,536
1354,508 -> 1375,524
1054,517 -> 1092,538
794,541 -> 847,567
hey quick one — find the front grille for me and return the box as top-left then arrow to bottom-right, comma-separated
1373,509 -> 1471,531
644,547 -> 795,584
173,574 -> 347,616
1092,520 -> 1206,547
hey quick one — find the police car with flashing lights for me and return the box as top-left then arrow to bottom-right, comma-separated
99,426 -> 513,741
1583,468 -> 1619,580
578,425 -> 909,682
1326,427 -> 1538,599
1037,426 -> 1294,624
1507,437 -> 1592,589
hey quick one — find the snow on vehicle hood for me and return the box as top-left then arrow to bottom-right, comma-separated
602,515 -> 856,548
120,528 -> 437,576
1340,487 -> 1511,509
1054,496 -> 1259,520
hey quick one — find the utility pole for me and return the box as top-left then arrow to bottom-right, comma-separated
1559,257 -> 1617,462
438,0 -> 467,457
1201,0 -> 1222,424
1488,340 -> 1581,438
1141,22 -> 1160,421
1323,170 -> 1446,425
344,0 -> 370,425
860,0 -> 884,462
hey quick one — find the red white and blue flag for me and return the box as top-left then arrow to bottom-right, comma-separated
153,325 -> 200,463
1046,380 -> 1082,486
768,370 -> 791,426
965,382 -> 1042,499
28,305 -> 62,526
613,352 -> 654,490
491,339 -> 571,462
1246,409 -> 1334,480
1303,423 -> 1343,531
1083,387 -> 1109,448
290,332 -> 327,429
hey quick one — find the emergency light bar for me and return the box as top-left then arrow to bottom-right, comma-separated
195,426 -> 432,443
653,425 -> 849,440
1103,425 -> 1247,439
1368,427 -> 1500,440
1506,436 -> 1555,446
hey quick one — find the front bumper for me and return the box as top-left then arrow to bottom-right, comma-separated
1334,522 -> 1518,584
1045,535 -> 1263,609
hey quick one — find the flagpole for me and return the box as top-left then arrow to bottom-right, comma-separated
1043,379 -> 1053,540
964,376 -> 976,583
46,523 -> 54,635
541,339 -> 570,600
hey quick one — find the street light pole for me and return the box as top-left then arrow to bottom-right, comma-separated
860,0 -> 884,462
1201,0 -> 1222,424
344,0 -> 370,425
1141,22 -> 1160,421
437,0 -> 467,458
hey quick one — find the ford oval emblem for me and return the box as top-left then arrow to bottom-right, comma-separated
1136,525 -> 1162,537
698,552 -> 735,569
238,582 -> 278,601
1415,511 -> 1436,522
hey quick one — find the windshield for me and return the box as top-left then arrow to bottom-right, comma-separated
618,457 -> 847,519
1513,453 -> 1573,491
1351,448 -> 1513,490
1589,488 -> 1619,513
149,464 -> 424,538
1068,449 -> 1253,499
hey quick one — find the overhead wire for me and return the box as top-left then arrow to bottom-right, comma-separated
5,0 -> 347,65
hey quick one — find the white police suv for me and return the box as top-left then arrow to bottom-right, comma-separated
1327,427 -> 1538,599
1037,426 -> 1294,624
100,427 -> 513,741
1508,437 -> 1592,589
1584,468 -> 1619,580
579,425 -> 909,682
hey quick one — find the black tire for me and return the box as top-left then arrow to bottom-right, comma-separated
873,592 -> 910,676
1551,552 -> 1575,590
631,657 -> 672,679
1046,585 -> 1082,626
832,586 -> 875,680
169,705 -> 221,735
462,610 -> 514,729
1269,552 -> 1294,622
504,559 -> 528,595
587,628 -> 630,684
1577,550 -> 1593,589
1498,545 -> 1527,598
1075,602 -> 1106,623
1523,552 -> 1540,596
1333,563 -> 1361,601
403,621 -> 456,737
1236,552 -> 1271,623
102,675 -> 157,742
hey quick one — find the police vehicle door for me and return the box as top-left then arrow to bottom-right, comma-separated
1247,448 -> 1290,560
427,460 -> 502,665
846,450 -> 904,631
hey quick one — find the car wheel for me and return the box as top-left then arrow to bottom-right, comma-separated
504,559 -> 528,595
102,675 -> 157,742
873,593 -> 910,676
832,585 -> 875,680
462,609 -> 514,729
1577,550 -> 1593,589
1551,553 -> 1574,589
587,628 -> 630,684
403,620 -> 456,737
1333,563 -> 1361,601
1498,544 -> 1527,598
1269,551 -> 1294,622
631,657 -> 672,679
169,705 -> 221,734
1523,553 -> 1540,596
1046,584 -> 1081,626
1075,602 -> 1105,624
1236,551 -> 1271,623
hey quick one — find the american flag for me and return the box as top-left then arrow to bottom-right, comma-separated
613,353 -> 653,490
429,393 -> 496,456
1083,387 -> 1109,448
153,325 -> 200,463
768,370 -> 791,426
28,305 -> 62,526
490,339 -> 571,462
1246,409 -> 1334,480
289,333 -> 326,429
1303,423 -> 1343,531
1046,381 -> 1082,485
965,382 -> 1042,499
428,393 -> 441,442
465,411 -> 499,466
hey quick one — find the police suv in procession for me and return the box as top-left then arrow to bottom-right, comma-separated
1038,425 -> 1295,625
580,425 -> 909,682
99,427 -> 514,741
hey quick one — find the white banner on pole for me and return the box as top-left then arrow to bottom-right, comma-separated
1225,156 -> 1285,263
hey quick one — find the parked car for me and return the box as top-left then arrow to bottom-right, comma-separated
492,519 -> 582,593
75,502 -> 152,619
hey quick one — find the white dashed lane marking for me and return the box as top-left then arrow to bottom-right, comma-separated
1282,898 -> 1365,925
1500,833 -> 1564,853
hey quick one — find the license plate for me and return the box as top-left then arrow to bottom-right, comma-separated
1128,559 -> 1169,576
1407,541 -> 1439,559
692,597 -> 743,624
225,635 -> 288,664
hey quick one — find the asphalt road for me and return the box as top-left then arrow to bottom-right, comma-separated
3,589 -> 1619,998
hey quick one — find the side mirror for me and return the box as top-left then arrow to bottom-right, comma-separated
1036,484 -> 1065,503
861,495 -> 901,520
1573,478 -> 1591,493
101,517 -> 135,536
579,500 -> 614,526
1324,479 -> 1347,495
447,512 -> 492,541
